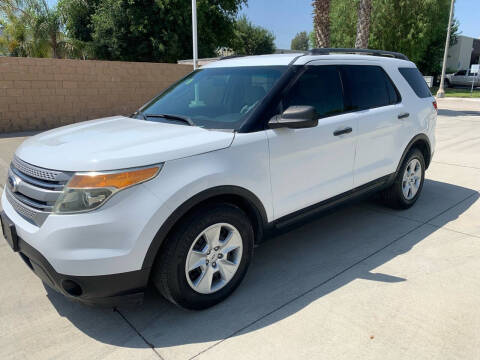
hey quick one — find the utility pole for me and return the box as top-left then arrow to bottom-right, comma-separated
192,0 -> 198,70
437,0 -> 455,98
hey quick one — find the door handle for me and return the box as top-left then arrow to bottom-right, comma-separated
398,113 -> 410,119
333,127 -> 352,136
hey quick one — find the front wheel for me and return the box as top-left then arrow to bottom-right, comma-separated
382,148 -> 425,209
152,203 -> 254,310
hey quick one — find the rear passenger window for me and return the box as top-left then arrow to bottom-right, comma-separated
341,65 -> 400,110
283,65 -> 344,118
399,67 -> 432,98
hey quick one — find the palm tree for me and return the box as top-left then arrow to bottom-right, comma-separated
0,7 -> 34,57
1,0 -> 70,58
30,0 -> 66,58
312,0 -> 330,48
354,0 -> 372,49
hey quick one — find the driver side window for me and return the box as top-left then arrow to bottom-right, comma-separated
283,65 -> 345,118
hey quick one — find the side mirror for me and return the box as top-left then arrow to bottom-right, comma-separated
268,106 -> 318,129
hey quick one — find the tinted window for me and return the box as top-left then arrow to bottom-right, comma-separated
456,70 -> 467,76
342,65 -> 400,110
399,67 -> 432,98
140,66 -> 287,130
283,65 -> 344,118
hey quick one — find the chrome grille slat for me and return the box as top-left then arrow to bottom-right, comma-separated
12,156 -> 70,182
5,157 -> 71,226
5,187 -> 49,226
10,191 -> 53,211
12,174 -> 62,203
10,167 -> 65,190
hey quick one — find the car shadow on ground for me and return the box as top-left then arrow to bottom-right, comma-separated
45,179 -> 478,350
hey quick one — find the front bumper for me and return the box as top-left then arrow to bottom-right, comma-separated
1,183 -> 165,276
1,178 -> 173,306
2,210 -> 149,306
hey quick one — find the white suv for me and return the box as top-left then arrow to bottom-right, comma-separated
1,49 -> 436,309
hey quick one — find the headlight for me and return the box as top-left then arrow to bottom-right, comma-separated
53,165 -> 161,214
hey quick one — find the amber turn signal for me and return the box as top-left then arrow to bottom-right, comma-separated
68,166 -> 160,189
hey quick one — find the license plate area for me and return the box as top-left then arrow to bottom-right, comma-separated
1,211 -> 19,252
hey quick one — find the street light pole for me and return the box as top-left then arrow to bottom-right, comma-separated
437,0 -> 455,98
192,0 -> 198,70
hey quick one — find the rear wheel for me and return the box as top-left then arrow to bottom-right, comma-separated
445,79 -> 451,88
151,203 -> 254,310
382,148 -> 425,209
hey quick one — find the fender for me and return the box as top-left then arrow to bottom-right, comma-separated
394,133 -> 432,175
141,185 -> 268,270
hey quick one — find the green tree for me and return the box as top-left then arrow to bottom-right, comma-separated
68,0 -> 246,62
0,0 -> 75,58
0,9 -> 32,56
291,31 -> 309,51
231,16 -> 275,55
30,1 -> 67,58
329,0 -> 458,75
308,30 -> 317,48
58,0 -> 99,43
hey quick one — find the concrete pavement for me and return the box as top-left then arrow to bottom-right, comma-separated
1,98 -> 479,359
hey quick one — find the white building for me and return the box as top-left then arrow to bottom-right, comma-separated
446,35 -> 480,72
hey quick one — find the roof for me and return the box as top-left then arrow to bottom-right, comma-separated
203,52 -> 413,69
202,53 -> 303,68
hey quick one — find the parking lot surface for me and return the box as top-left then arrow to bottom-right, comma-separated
1,98 -> 480,360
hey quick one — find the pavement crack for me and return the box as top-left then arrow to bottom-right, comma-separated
114,308 -> 165,360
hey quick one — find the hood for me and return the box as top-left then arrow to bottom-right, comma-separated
16,116 -> 234,171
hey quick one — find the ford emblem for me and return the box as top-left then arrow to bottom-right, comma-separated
7,174 -> 20,193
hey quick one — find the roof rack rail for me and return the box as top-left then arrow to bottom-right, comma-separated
219,55 -> 247,60
308,48 -> 409,61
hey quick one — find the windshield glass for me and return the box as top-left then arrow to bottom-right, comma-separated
139,66 -> 287,130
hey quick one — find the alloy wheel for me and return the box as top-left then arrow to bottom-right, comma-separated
185,223 -> 243,294
402,158 -> 422,200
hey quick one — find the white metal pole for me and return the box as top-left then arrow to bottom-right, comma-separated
471,62 -> 479,95
437,0 -> 455,98
471,69 -> 475,95
192,0 -> 198,70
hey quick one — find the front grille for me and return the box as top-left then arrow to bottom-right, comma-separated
5,157 -> 71,226
12,157 -> 70,182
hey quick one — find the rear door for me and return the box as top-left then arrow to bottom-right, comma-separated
340,65 -> 404,187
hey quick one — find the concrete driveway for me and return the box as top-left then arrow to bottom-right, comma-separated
1,98 -> 480,360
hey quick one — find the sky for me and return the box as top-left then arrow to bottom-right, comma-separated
46,0 -> 479,50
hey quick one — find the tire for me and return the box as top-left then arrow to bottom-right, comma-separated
382,148 -> 425,209
151,203 -> 254,310
445,79 -> 450,88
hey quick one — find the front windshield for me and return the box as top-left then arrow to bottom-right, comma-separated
139,66 -> 287,130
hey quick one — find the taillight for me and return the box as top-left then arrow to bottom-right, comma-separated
432,101 -> 437,111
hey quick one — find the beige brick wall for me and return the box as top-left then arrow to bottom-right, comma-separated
0,57 -> 193,133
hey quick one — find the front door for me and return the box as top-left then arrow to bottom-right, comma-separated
266,65 -> 357,220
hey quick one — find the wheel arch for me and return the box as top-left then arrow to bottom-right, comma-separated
141,185 -> 268,270
395,134 -> 432,176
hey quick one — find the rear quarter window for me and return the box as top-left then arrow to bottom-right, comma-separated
398,67 -> 432,98
341,65 -> 400,111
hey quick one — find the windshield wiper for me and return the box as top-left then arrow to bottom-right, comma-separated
137,112 -> 195,126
